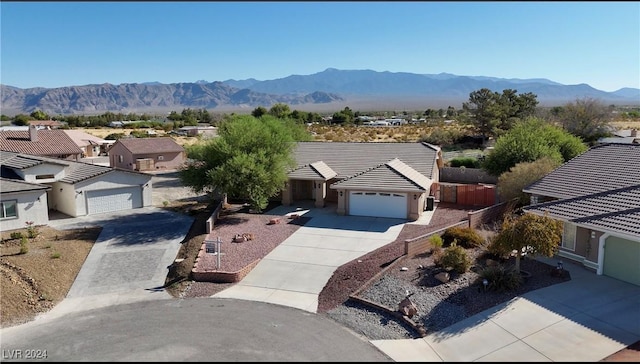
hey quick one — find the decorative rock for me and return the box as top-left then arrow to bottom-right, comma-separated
400,267 -> 408,271
434,272 -> 450,283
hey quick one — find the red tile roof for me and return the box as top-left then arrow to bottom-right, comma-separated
27,120 -> 64,127
0,129 -> 83,157
115,137 -> 185,154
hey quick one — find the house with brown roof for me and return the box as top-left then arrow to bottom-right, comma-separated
107,137 -> 186,171
0,151 -> 153,229
523,143 -> 640,286
284,142 -> 442,220
0,125 -> 83,160
27,120 -> 65,129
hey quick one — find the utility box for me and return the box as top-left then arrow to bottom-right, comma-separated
425,196 -> 435,211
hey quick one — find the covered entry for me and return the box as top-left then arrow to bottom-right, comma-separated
86,187 -> 142,214
349,191 -> 407,219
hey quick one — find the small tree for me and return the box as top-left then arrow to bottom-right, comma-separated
490,212 -> 562,273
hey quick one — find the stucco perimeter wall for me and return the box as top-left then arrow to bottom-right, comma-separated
467,199 -> 516,228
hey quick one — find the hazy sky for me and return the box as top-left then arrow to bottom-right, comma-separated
2,1 -> 639,92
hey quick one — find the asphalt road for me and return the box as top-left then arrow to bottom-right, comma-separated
0,298 -> 392,362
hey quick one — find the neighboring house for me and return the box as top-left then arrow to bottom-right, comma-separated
107,137 -> 186,171
176,125 -> 218,138
0,151 -> 153,223
63,129 -> 109,158
597,129 -> 640,145
523,143 -> 640,286
0,125 -> 83,161
27,120 -> 65,129
283,142 -> 443,220
0,177 -> 51,231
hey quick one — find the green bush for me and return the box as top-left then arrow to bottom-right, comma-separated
449,157 -> 481,168
486,236 -> 514,260
50,252 -> 61,259
437,243 -> 471,274
478,265 -> 522,292
428,234 -> 443,249
10,231 -> 23,240
441,226 -> 485,248
19,236 -> 29,255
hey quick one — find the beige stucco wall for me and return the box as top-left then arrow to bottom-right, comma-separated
17,164 -> 66,184
50,181 -> 78,216
0,190 -> 49,231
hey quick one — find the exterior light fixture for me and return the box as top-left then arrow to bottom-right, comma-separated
482,279 -> 488,291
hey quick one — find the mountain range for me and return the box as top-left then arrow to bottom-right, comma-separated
1,68 -> 638,115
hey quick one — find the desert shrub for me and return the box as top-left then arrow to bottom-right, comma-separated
25,221 -> 38,238
19,236 -> 29,254
486,236 -> 513,260
478,265 -> 522,292
437,243 -> 471,274
449,157 -> 481,168
441,226 -> 485,248
428,234 -> 443,249
50,252 -> 61,259
10,231 -> 23,240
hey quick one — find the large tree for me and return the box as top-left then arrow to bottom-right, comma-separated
490,212 -> 563,273
482,117 -> 587,176
463,88 -> 538,140
558,97 -> 613,144
179,114 -> 309,212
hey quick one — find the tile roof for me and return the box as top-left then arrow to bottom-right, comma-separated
0,129 -> 83,157
524,185 -> 640,238
0,151 -> 150,185
27,120 -> 64,127
114,137 -> 185,154
331,158 -> 432,192
0,177 -> 51,194
63,130 -> 106,147
524,143 -> 640,199
289,161 -> 338,180
292,142 -> 439,180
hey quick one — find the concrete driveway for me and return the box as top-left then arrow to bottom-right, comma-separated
212,202 -> 406,312
42,207 -> 194,322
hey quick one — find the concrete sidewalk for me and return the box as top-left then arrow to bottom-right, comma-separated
371,258 -> 640,362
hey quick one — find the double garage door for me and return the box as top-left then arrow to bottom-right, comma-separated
349,191 -> 407,219
86,187 -> 142,215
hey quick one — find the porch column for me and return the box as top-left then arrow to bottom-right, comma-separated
336,189 -> 346,215
315,180 -> 326,208
282,180 -> 292,206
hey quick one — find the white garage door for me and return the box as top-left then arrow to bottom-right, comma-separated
349,191 -> 407,219
86,187 -> 142,215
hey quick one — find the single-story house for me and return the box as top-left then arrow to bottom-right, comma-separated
0,151 -> 153,224
523,143 -> 640,286
283,142 -> 442,220
0,125 -> 83,161
107,137 -> 186,171
27,120 -> 65,129
0,177 -> 51,231
63,129 -> 109,158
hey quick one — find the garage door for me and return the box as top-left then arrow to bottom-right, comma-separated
603,236 -> 640,286
349,191 -> 407,219
86,187 -> 142,215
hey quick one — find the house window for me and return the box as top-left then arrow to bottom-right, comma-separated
157,155 -> 164,161
35,174 -> 55,180
0,200 -> 17,219
562,222 -> 576,251
118,155 -> 124,163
